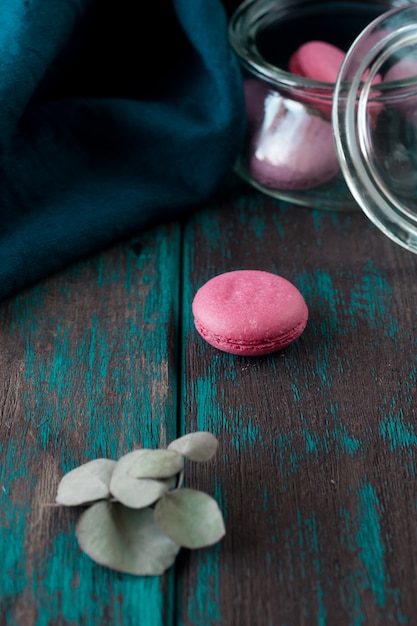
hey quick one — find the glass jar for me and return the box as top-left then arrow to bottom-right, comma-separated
229,0 -> 417,252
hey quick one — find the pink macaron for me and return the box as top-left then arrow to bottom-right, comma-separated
249,97 -> 339,190
383,59 -> 417,120
289,41 -> 346,84
192,270 -> 308,356
288,40 -> 382,119
289,40 -> 382,85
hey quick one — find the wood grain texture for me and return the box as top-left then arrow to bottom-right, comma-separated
179,183 -> 417,625
2,179 -> 417,625
0,223 -> 181,625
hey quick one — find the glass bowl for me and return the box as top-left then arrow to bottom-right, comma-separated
228,0 -> 414,214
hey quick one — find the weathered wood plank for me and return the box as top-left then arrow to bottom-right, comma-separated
3,178 -> 417,625
179,184 -> 417,625
0,222 -> 181,625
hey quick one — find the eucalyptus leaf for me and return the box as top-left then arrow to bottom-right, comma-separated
56,458 -> 117,506
110,473 -> 173,509
168,432 -> 218,462
154,488 -> 226,549
127,449 -> 184,479
113,449 -> 183,480
76,501 -> 180,576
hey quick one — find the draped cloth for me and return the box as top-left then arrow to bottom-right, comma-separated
0,0 -> 245,299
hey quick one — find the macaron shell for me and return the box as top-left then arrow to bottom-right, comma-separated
288,40 -> 382,122
250,97 -> 339,190
192,270 -> 308,356
384,58 -> 417,83
383,59 -> 417,120
289,41 -> 345,83
244,78 -> 270,128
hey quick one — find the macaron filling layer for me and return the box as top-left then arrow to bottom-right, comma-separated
194,317 -> 308,355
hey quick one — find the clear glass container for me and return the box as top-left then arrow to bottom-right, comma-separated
334,3 -> 417,251
229,0 -> 417,252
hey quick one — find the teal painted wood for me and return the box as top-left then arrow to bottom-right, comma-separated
179,184 -> 417,625
3,180 -> 417,626
0,223 -> 181,625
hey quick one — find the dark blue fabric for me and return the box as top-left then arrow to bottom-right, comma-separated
0,0 -> 245,299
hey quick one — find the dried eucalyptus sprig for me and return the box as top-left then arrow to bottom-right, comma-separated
55,431 -> 225,576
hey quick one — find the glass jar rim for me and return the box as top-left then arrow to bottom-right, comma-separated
333,4 -> 417,253
229,0 -> 417,252
228,0 -> 338,91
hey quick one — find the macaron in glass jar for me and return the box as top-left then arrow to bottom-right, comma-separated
228,0 -> 417,248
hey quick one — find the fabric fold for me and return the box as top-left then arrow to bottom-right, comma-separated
0,0 -> 245,300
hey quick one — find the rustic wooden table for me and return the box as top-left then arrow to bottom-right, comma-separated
2,178 -> 417,625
